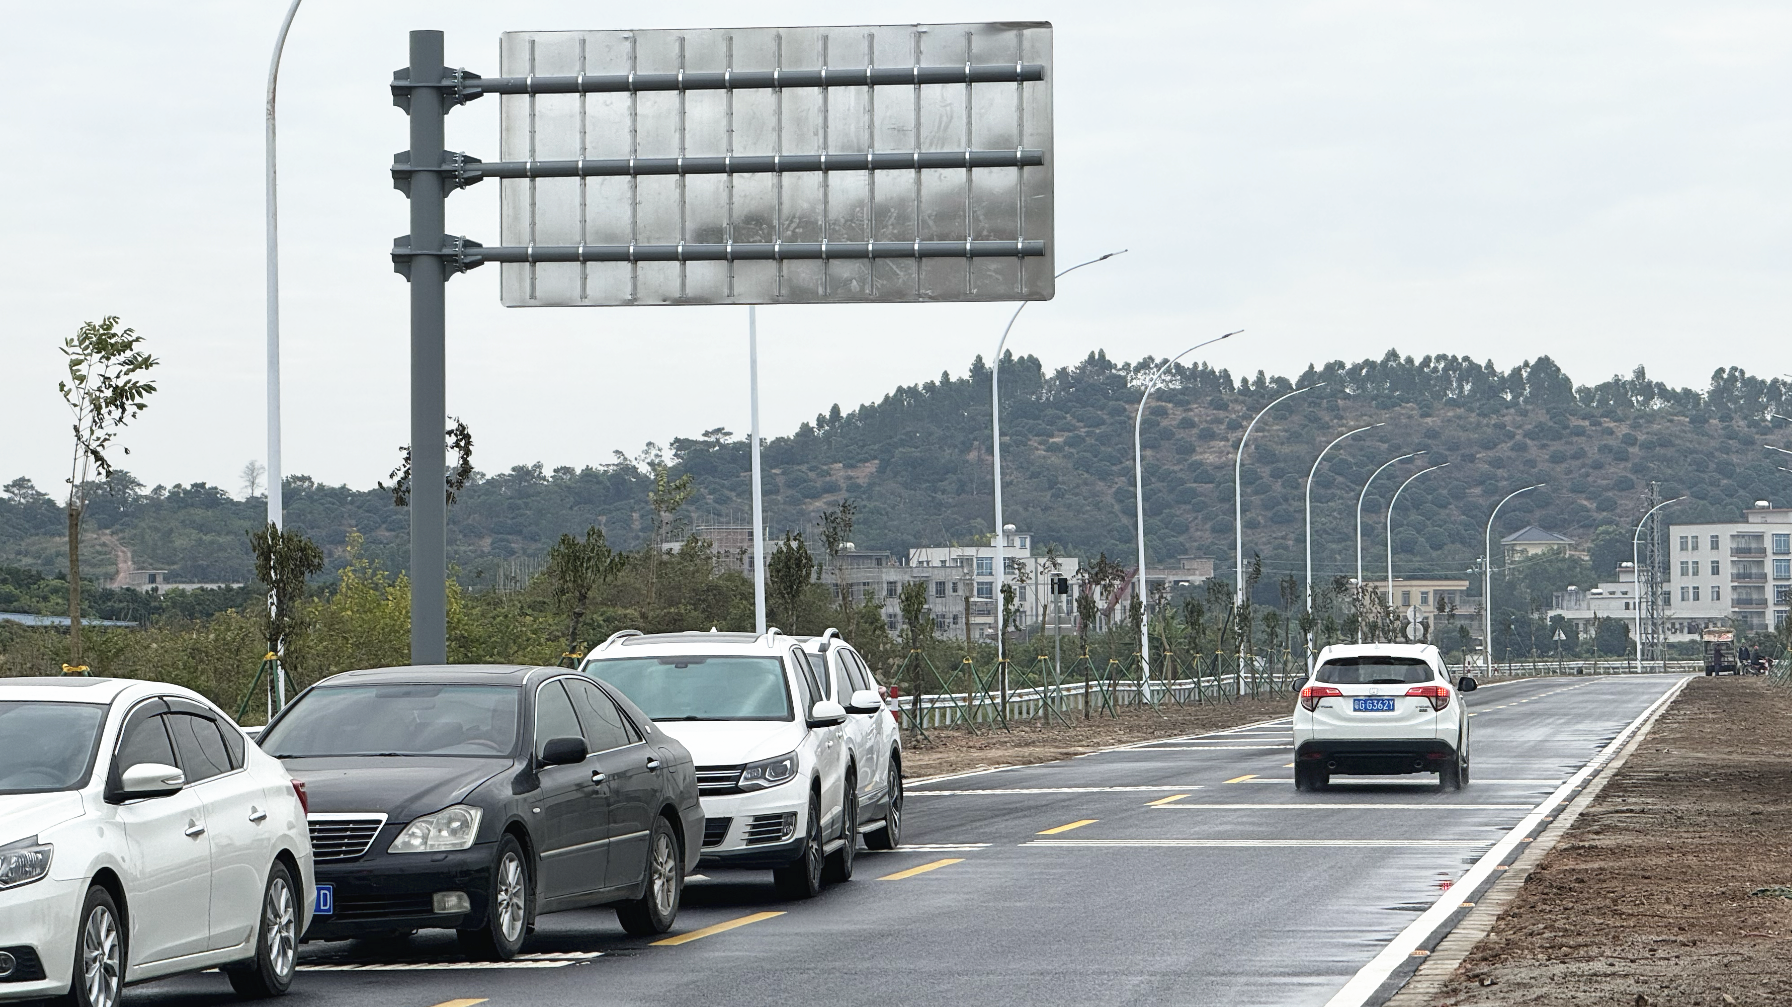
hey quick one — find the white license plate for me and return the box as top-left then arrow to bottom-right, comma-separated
1351,697 -> 1396,712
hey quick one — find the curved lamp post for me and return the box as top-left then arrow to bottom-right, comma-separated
1633,496 -> 1686,674
265,0 -> 303,533
990,251 -> 1124,674
1483,484 -> 1545,674
1385,463 -> 1450,633
1303,423 -> 1382,668
1233,383 -> 1322,685
1131,331 -> 1241,702
1354,451 -> 1425,641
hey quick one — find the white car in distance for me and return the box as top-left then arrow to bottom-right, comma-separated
1292,644 -> 1477,791
800,631 -> 903,852
580,629 -> 853,899
0,677 -> 313,1007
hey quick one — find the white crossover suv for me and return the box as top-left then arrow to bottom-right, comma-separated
580,630 -> 853,899
0,677 -> 313,1006
1292,644 -> 1477,791
799,631 -> 903,852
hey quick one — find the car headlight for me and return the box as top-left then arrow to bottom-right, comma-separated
738,752 -> 799,791
0,837 -> 53,890
387,805 -> 482,853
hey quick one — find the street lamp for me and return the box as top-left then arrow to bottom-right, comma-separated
263,0 -> 303,707
1386,464 -> 1450,629
1304,423 -> 1382,668
1355,451 -> 1426,641
1483,484 -> 1545,675
1132,331 -> 1241,702
990,251 -> 1125,674
1234,383 -> 1322,685
1633,496 -> 1686,674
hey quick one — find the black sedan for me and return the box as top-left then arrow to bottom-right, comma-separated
256,665 -> 703,958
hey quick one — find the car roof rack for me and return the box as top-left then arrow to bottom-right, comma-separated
816,627 -> 841,652
758,627 -> 783,647
597,630 -> 643,651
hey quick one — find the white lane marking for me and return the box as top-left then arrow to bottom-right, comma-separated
1149,803 -> 1533,810
883,843 -> 993,851
298,952 -> 602,971
903,765 -> 1018,787
908,785 -> 1210,796
1324,674 -> 1693,1008
1026,839 -> 1487,848
1235,778 -> 1561,785
1126,745 -> 1295,750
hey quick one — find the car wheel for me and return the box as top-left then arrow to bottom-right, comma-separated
823,772 -> 857,883
59,886 -> 123,1007
772,792 -> 825,900
1294,763 -> 1313,791
616,817 -> 683,936
458,835 -> 529,960
1440,755 -> 1464,791
224,861 -> 299,997
864,760 -> 903,850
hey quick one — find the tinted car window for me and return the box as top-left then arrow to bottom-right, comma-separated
1315,657 -> 1435,685
586,656 -> 793,721
0,701 -> 106,794
566,679 -> 635,752
166,713 -> 232,782
262,684 -> 521,758
535,681 -> 586,756
845,652 -> 872,693
792,649 -> 825,705
116,710 -> 178,771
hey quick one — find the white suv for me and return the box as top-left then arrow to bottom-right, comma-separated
799,632 -> 903,852
1292,644 -> 1477,791
579,630 -> 853,899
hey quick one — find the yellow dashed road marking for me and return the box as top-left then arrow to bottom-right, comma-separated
436,1001 -> 489,1007
651,911 -> 785,946
878,858 -> 964,880
1224,774 -> 1258,784
1145,794 -> 1191,806
1037,819 -> 1099,835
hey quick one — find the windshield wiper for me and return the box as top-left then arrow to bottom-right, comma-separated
653,715 -> 726,721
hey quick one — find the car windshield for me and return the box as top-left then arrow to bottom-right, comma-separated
0,701 -> 107,794
261,684 -> 521,758
586,656 -> 792,721
1315,657 -> 1435,685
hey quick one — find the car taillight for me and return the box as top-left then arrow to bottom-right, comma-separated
888,685 -> 902,723
291,780 -> 309,815
1300,685 -> 1343,711
1406,684 -> 1451,710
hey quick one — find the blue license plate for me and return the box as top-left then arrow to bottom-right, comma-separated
314,885 -> 333,915
1352,697 -> 1397,712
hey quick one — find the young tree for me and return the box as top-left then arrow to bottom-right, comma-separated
767,532 -> 816,631
545,526 -> 627,663
644,460 -> 696,604
380,417 -> 475,506
60,317 -> 158,669
240,460 -> 266,498
818,498 -> 859,635
247,522 -> 325,677
898,580 -> 932,649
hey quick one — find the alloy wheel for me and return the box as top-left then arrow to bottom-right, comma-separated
266,874 -> 298,978
649,831 -> 679,916
887,770 -> 902,840
805,800 -> 824,890
82,904 -> 121,1007
495,851 -> 526,943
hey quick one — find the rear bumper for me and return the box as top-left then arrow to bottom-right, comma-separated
305,843 -> 493,940
1296,738 -> 1458,775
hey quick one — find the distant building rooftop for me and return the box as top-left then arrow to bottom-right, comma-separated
0,612 -> 138,629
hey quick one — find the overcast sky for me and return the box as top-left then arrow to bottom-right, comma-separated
2,1 -> 1786,499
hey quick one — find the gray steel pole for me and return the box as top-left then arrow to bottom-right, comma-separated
1303,424 -> 1380,668
1484,484 -> 1545,675
750,306 -> 766,633
1234,384 -> 1319,686
1633,496 -> 1685,674
264,0 -> 302,707
1355,452 -> 1424,642
1386,463 -> 1450,629
406,30 -> 448,665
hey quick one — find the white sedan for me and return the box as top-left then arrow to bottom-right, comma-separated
0,677 -> 313,1006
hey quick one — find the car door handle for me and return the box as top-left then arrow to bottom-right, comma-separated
248,807 -> 268,823
645,758 -> 662,771
184,821 -> 206,838
590,771 -> 608,786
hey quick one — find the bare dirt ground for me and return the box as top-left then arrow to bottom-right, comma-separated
1431,677 -> 1792,1007
899,696 -> 1293,779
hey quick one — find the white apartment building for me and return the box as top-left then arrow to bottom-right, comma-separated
1667,501 -> 1792,633
903,528 -> 1082,643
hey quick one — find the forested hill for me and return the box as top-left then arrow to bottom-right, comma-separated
4,350 -> 1789,595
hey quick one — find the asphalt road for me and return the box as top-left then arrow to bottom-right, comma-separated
122,674 -> 1683,1008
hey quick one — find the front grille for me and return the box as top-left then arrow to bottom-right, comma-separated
308,813 -> 388,862
702,817 -> 732,848
332,893 -> 434,920
744,813 -> 794,845
696,765 -> 744,795
0,945 -> 46,983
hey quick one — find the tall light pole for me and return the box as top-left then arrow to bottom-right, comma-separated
1633,496 -> 1685,674
1484,484 -> 1545,674
1386,463 -> 1450,610
990,251 -> 1124,672
749,306 -> 766,633
265,0 -> 302,534
1234,384 -> 1321,684
1132,331 -> 1241,702
1355,451 -> 1425,640
1304,423 -> 1382,668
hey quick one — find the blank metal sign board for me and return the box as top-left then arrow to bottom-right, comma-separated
495,23 -> 1053,307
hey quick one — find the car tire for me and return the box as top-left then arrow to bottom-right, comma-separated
772,792 -> 826,900
616,817 -> 683,936
864,759 -> 902,851
458,835 -> 530,960
1295,763 -> 1328,791
1440,754 -> 1464,791
58,885 -> 123,1007
224,861 -> 299,997
823,772 -> 857,884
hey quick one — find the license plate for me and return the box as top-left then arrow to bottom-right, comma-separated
1352,697 -> 1397,712
314,885 -> 333,915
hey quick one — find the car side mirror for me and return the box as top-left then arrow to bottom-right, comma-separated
808,700 -> 847,727
844,689 -> 883,714
1289,675 -> 1307,691
1457,676 -> 1478,692
116,762 -> 185,801
539,736 -> 588,766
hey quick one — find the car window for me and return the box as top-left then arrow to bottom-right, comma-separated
565,679 -> 635,752
535,681 -> 586,757
166,712 -> 233,783
0,701 -> 107,795
116,710 -> 178,771
845,652 -> 873,693
260,684 -> 521,758
1314,657 -> 1435,685
584,656 -> 793,721
168,698 -> 245,769
792,648 -> 825,706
